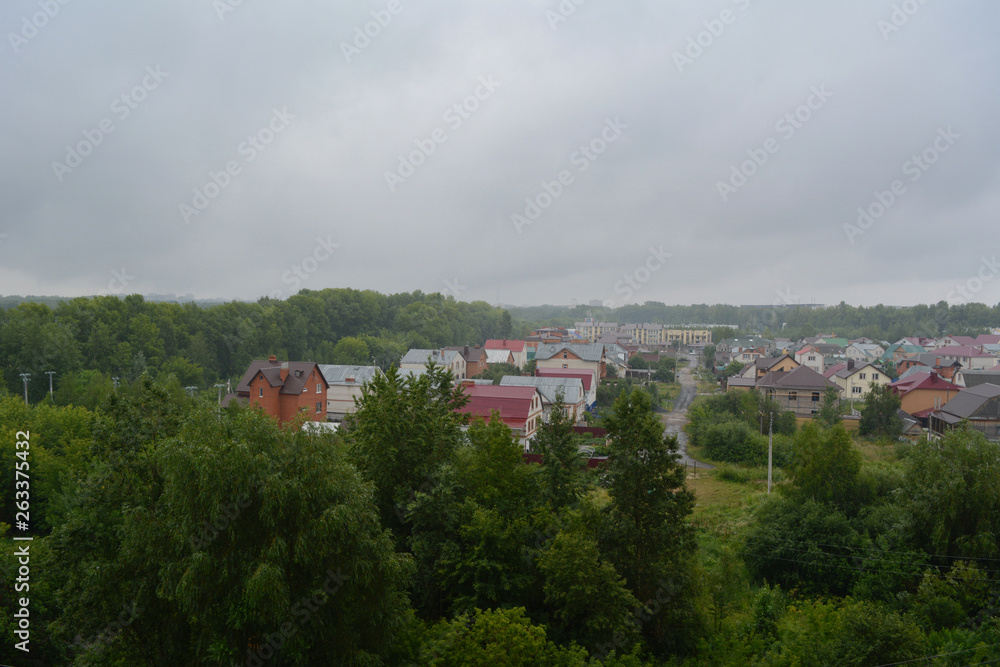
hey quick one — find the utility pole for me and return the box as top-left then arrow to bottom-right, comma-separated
767,410 -> 773,494
19,373 -> 30,405
45,370 -> 56,398
112,377 -> 120,390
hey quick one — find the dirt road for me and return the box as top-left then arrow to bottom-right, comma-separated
660,353 -> 714,470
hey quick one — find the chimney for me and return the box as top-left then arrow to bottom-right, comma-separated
936,357 -> 941,367
280,361 -> 289,381
461,379 -> 475,387
345,376 -> 355,383
268,355 -> 277,364
847,359 -> 854,371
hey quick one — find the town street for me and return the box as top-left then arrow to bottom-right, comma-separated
660,353 -> 713,471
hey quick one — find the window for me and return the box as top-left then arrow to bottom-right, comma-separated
316,402 -> 322,413
788,391 -> 797,402
808,356 -> 815,361
316,383 -> 321,393
811,392 -> 820,402
853,386 -> 862,394
860,373 -> 867,380
562,352 -> 568,359
259,387 -> 263,398
562,364 -> 568,368
873,373 -> 879,380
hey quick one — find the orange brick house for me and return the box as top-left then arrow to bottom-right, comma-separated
230,356 -> 329,425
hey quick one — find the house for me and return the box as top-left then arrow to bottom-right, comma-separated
897,409 -> 925,439
536,367 -> 598,407
929,383 -> 1000,441
534,342 -> 607,381
664,329 -> 712,346
881,343 -> 926,364
955,367 -> 1000,389
756,366 -> 843,418
925,345 -> 998,371
823,361 -> 889,401
319,364 -> 382,421
846,343 -> 885,362
717,337 -> 775,364
230,356 -> 328,425
741,354 -> 800,380
457,383 -> 544,449
602,342 -> 630,376
485,349 -> 516,366
896,354 -> 963,380
446,345 -> 488,378
795,345 -> 825,374
485,339 -> 528,369
890,371 -> 962,418
400,349 -> 466,380
499,375 -> 586,422
726,376 -> 757,392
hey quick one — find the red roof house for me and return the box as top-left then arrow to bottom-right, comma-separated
229,356 -> 329,425
456,383 -> 543,448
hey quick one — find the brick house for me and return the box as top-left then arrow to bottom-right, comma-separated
230,356 -> 329,425
756,365 -> 842,418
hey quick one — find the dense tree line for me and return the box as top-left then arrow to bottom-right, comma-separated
0,289 -> 513,403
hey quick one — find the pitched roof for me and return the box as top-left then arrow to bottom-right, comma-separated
318,364 -> 381,385
933,383 -> 1000,419
891,372 -> 960,395
534,342 -> 606,363
485,349 -> 515,364
931,345 -> 995,358
957,370 -> 1000,389
457,385 -> 539,423
400,349 -> 461,366
444,345 -> 487,364
535,367 -> 594,391
499,376 -> 585,404
977,334 -> 1000,345
485,339 -> 527,353
823,363 -> 846,379
235,359 -> 327,395
757,365 -> 840,391
899,353 -> 963,368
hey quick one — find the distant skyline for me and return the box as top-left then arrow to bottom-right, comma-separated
3,2 -> 999,308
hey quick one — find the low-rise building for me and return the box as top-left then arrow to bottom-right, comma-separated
890,371 -> 962,418
457,383 -> 544,449
499,375 -> 586,422
485,339 -> 528,369
319,364 -> 382,421
400,349 -> 466,380
823,361 -> 889,401
930,383 -> 1000,441
229,356 -> 328,425
535,342 -> 607,381
756,366 -> 842,418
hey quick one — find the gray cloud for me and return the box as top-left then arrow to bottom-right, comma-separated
2,0 -> 998,307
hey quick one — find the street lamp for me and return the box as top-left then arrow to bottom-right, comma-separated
19,373 -> 30,405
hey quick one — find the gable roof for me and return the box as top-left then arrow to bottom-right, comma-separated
318,364 -> 381,385
534,342 -> 606,363
400,348 -> 461,366
444,345 -> 487,364
499,376 -> 585,404
933,383 -> 1000,420
757,365 -> 840,391
957,370 -> 1000,389
457,385 -> 539,423
931,345 -> 995,358
899,353 -> 963,368
535,367 -> 594,391
485,339 -> 527,353
236,359 -> 327,396
891,371 -> 960,395
485,349 -> 515,364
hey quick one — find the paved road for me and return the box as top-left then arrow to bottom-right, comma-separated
659,353 -> 714,471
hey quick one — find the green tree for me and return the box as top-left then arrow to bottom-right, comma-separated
858,381 -> 902,439
788,422 -> 862,513
903,427 -> 1000,559
328,336 -> 370,365
601,388 -> 702,654
346,364 -> 468,539
419,607 -> 588,666
816,386 -> 842,428
702,344 -> 716,369
533,393 -> 586,510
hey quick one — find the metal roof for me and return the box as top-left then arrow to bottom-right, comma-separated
318,364 -> 382,385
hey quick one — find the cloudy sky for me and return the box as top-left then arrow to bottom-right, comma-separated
2,0 -> 998,308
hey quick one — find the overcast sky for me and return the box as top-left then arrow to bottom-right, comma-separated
2,1 -> 998,308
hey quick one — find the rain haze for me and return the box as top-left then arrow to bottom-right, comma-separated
2,0 -> 998,307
